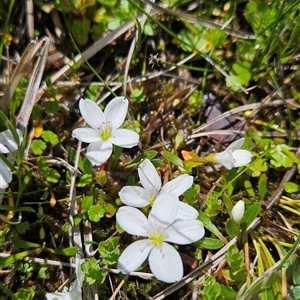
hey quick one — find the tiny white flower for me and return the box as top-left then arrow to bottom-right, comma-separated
214,138 -> 252,170
0,129 -> 23,189
231,200 -> 245,224
117,196 -> 205,283
72,97 -> 139,166
46,255 -> 84,300
119,159 -> 198,219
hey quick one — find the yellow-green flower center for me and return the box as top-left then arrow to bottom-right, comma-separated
149,195 -> 157,206
149,233 -> 164,246
98,122 -> 112,141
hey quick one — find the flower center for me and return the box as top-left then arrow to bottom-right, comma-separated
149,232 -> 164,246
149,195 -> 157,206
98,122 -> 112,141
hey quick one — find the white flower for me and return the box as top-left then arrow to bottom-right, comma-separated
0,129 -> 22,153
46,255 -> 84,300
0,159 -> 12,189
231,200 -> 245,224
117,197 -> 205,283
72,97 -> 139,166
119,159 -> 198,219
0,129 -> 23,189
214,138 -> 252,170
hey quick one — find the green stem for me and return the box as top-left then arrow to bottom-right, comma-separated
0,0 -> 15,68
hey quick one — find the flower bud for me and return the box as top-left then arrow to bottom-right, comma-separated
231,200 -> 245,224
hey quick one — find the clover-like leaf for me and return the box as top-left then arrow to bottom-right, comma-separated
88,205 -> 106,222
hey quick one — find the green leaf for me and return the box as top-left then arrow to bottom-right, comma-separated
222,193 -> 233,216
125,150 -> 158,166
162,150 -> 184,167
284,182 -> 300,193
12,239 -> 41,249
70,18 -> 91,46
82,258 -> 106,284
77,174 -> 93,187
37,156 -> 48,172
0,248 -> 42,269
143,20 -> 154,36
131,88 -> 146,103
97,0 -> 117,6
30,139 -> 46,155
226,62 -> 251,92
88,205 -> 106,222
220,285 -> 238,300
98,237 -> 120,266
203,275 -> 216,286
37,266 -> 48,279
258,173 -> 267,200
244,180 -> 255,197
45,168 -> 61,183
226,245 -> 245,271
14,287 -> 35,300
95,170 -> 107,187
291,286 -> 300,299
206,28 -> 227,48
241,202 -> 261,240
194,237 -> 224,250
242,202 -> 261,228
226,219 -> 238,239
37,157 -> 60,182
249,158 -> 268,177
44,101 -> 60,115
42,130 -> 59,145
204,282 -> 222,299
82,157 -> 92,174
174,130 -> 184,150
0,205 -> 35,212
270,145 -> 294,168
52,246 -> 78,256
184,184 -> 200,205
82,191 -> 94,211
108,19 -> 122,30
16,222 -> 30,234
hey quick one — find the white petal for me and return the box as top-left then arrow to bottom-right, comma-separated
79,98 -> 105,130
226,138 -> 245,151
110,129 -> 139,148
138,159 -> 161,196
149,194 -> 178,228
0,159 -> 12,189
176,202 -> 198,220
214,150 -> 235,169
85,141 -> 112,165
46,292 -> 63,300
72,128 -> 101,143
104,97 -> 128,129
75,255 -> 84,287
62,287 -> 82,300
118,239 -> 153,274
232,200 -> 245,223
116,206 -> 149,236
164,219 -> 205,244
0,129 -> 21,153
161,174 -> 193,197
0,145 -> 9,153
232,149 -> 252,167
148,242 -> 183,283
119,186 -> 150,207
